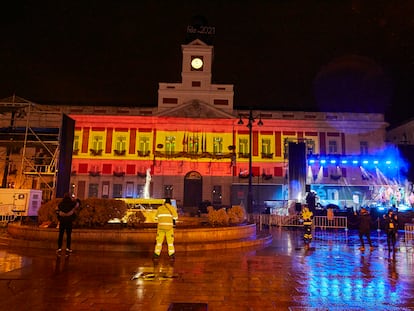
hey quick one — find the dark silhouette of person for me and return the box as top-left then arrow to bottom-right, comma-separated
306,191 -> 316,212
383,209 -> 398,254
56,193 -> 77,255
355,207 -> 374,251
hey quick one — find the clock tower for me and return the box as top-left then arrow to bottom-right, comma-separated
181,39 -> 212,90
157,39 -> 234,115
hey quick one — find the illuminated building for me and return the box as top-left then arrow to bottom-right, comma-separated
1,39 -> 405,213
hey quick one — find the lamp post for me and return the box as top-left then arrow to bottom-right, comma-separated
238,110 -> 263,214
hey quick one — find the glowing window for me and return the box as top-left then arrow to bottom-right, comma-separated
261,138 -> 271,155
139,136 -> 150,155
239,138 -> 248,156
213,137 -> 223,154
115,135 -> 126,151
92,135 -> 103,151
73,135 -> 80,151
188,135 -> 199,154
165,136 -> 176,154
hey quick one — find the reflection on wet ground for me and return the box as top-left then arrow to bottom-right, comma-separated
0,227 -> 413,310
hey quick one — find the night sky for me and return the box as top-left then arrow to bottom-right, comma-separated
1,1 -> 414,126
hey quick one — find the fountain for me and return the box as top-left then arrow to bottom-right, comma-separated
119,168 -> 176,223
143,168 -> 151,199
5,168 -> 271,252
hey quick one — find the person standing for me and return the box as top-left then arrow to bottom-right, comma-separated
56,193 -> 77,255
355,207 -> 374,251
301,204 -> 313,250
153,198 -> 178,260
383,209 -> 398,254
327,206 -> 334,227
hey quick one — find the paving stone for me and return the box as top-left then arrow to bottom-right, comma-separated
0,227 -> 413,310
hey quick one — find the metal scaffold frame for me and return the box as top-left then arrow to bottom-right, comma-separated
0,95 -> 62,199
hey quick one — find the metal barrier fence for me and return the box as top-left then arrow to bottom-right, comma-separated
0,214 -> 15,225
249,214 -> 348,230
405,223 -> 414,246
313,216 -> 348,230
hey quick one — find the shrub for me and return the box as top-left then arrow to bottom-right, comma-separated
227,205 -> 246,224
207,206 -> 229,226
37,198 -> 128,228
38,198 -> 61,224
126,211 -> 146,228
76,198 -> 127,227
206,205 -> 246,226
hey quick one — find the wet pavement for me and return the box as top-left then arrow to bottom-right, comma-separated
0,227 -> 413,311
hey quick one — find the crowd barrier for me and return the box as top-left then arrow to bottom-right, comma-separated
249,214 -> 348,230
404,223 -> 414,247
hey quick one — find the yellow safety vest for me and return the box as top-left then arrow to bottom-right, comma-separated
155,203 -> 178,230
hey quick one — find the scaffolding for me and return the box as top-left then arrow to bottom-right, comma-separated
0,95 -> 62,200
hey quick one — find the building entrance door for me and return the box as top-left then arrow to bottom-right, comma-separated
183,171 -> 202,208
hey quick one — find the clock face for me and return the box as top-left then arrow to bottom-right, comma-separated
191,57 -> 203,70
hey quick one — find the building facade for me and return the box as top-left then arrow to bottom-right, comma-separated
1,39 -> 399,213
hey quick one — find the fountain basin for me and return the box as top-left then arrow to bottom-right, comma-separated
4,222 -> 272,253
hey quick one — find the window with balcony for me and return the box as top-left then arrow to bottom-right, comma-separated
165,136 -> 176,155
238,138 -> 249,158
189,135 -> 199,154
73,135 -> 80,154
90,135 -> 103,155
114,135 -> 126,155
213,137 -> 223,154
138,136 -> 150,157
261,138 -> 272,158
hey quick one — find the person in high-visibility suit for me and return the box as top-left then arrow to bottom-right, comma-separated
153,198 -> 178,260
301,204 -> 313,249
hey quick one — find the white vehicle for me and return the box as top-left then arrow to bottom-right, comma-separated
0,189 -> 42,219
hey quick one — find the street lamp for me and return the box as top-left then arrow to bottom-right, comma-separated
237,110 -> 263,214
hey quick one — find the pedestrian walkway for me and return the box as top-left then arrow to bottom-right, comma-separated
0,227 -> 413,310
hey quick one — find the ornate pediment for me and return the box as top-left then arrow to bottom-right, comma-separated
156,100 -> 235,119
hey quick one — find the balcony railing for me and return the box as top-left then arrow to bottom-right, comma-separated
89,149 -> 103,156
137,150 -> 150,157
114,150 -> 126,156
261,153 -> 273,159
154,151 -> 234,160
